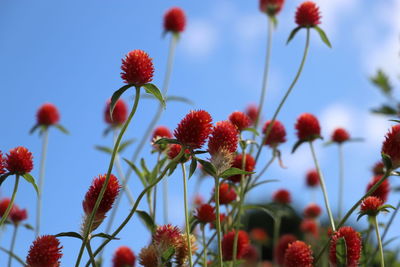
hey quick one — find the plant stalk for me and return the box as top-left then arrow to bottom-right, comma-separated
36,128 -> 49,238
181,163 -> 193,267
0,175 -> 20,227
372,216 -> 385,267
7,225 -> 18,267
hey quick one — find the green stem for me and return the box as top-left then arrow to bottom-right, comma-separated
152,152 -> 162,223
0,246 -> 25,266
181,163 -> 193,267
273,215 -> 281,266
36,128 -> 49,238
7,225 -> 18,267
214,176 -> 223,267
338,144 -> 344,220
163,174 -> 169,224
86,241 -> 97,267
201,224 -> 207,267
0,175 -> 20,227
372,216 -> 385,267
362,224 -> 372,266
75,86 -> 141,267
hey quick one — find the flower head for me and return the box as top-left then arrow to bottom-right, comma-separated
222,230 -> 250,261
245,104 -> 259,125
105,99 -> 128,126
243,245 -> 259,263
37,103 -> 60,126
283,241 -> 314,267
26,235 -> 63,267
0,151 -> 4,175
275,234 -> 297,265
113,246 -> 136,267
194,204 -> 216,224
153,224 -> 182,249
382,124 -> 400,169
208,121 -> 239,156
263,120 -> 287,147
372,161 -> 385,175
228,154 -> 255,183
295,1 -> 321,27
210,148 -> 235,175
366,175 -> 390,203
175,234 -> 198,266
10,204 -> 28,224
305,169 -> 319,187
360,196 -> 383,217
304,203 -> 321,218
273,189 -> 291,204
0,198 -> 12,218
164,7 -> 186,33
5,146 -> 34,174
331,128 -> 350,144
329,226 -> 362,267
121,49 -> 154,86
152,126 -> 173,141
260,0 -> 285,16
215,183 -> 237,205
295,113 -> 321,141
250,228 -> 268,243
229,111 -> 251,132
139,245 -> 158,267
167,144 -> 191,163
300,219 -> 318,237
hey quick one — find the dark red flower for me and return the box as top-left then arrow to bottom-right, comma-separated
167,144 -> 191,163
164,7 -> 186,33
174,110 -> 213,149
372,161 -> 385,175
152,126 -> 173,140
208,121 -> 239,156
275,234 -> 297,265
153,224 -> 182,248
295,1 -> 321,27
5,146 -> 34,174
273,189 -> 291,204
283,240 -> 314,267
245,104 -> 259,125
10,205 -> 27,224
37,103 -> 60,126
113,246 -> 136,267
263,120 -> 287,147
243,245 -> 259,262
228,154 -> 255,183
0,151 -> 4,175
366,175 -> 390,203
121,49 -> 154,86
104,99 -> 128,126
304,203 -> 321,218
250,228 -> 268,243
329,226 -> 362,267
229,111 -> 251,132
260,0 -> 285,16
0,198 -> 12,218
331,128 -> 350,144
295,113 -> 321,141
222,230 -> 250,261
300,219 -> 318,237
216,183 -> 237,205
194,204 -> 216,224
305,169 -> 319,187
360,196 -> 383,215
382,124 -> 400,168
26,235 -> 63,267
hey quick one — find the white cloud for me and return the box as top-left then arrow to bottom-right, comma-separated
363,114 -> 391,148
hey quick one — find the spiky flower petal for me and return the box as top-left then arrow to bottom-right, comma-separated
153,224 -> 182,249
283,241 -> 314,267
26,235 -> 63,267
121,49 -> 154,86
329,226 -> 362,267
194,204 -> 216,224
360,196 -> 383,216
295,1 -> 321,27
208,121 -> 239,156
229,111 -> 251,132
5,146 -> 34,174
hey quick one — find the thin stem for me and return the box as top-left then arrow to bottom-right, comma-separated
75,86 -> 141,267
86,241 -> 97,267
362,224 -> 372,266
152,152 -> 162,223
0,247 -> 25,266
36,128 -> 49,238
0,175 -> 20,227
214,176 -> 223,267
201,225 -> 207,267
7,225 -> 18,267
309,142 -> 336,231
181,163 -> 193,267
248,153 -> 276,190
163,174 -> 169,224
273,215 -> 281,266
372,216 -> 385,267
338,144 -> 344,220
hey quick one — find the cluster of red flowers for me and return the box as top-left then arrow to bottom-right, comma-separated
0,198 -> 28,224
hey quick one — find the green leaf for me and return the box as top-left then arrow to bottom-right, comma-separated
0,173 -> 10,187
143,83 -> 166,109
161,247 -> 175,262
110,84 -> 133,119
314,26 -> 332,48
123,158 -> 147,187
154,138 -> 180,145
197,159 -> 217,177
371,105 -> 397,115
270,16 -> 278,28
168,162 -> 179,176
92,233 -> 119,240
370,69 -> 392,96
242,128 -> 259,136
136,210 -> 156,232
292,139 -> 306,153
189,158 -> 197,178
336,237 -> 347,267
287,26 -> 302,44
23,223 -> 34,230
103,126 -> 113,137
243,204 -> 275,221
381,152 -> 393,171
29,124 -> 39,135
95,145 -> 113,154
249,179 -> 279,191
220,167 -> 254,179
389,119 -> 400,123
22,173 -> 39,195
118,138 -> 136,153
55,231 -> 83,240
166,95 -> 194,105
55,124 -> 69,134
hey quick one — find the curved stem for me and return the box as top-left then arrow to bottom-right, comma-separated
181,163 -> 193,267
214,176 -> 223,267
372,216 -> 385,267
86,241 -> 96,267
338,144 -> 344,220
36,128 -> 49,238
0,175 -> 20,227
75,86 -> 141,267
201,224 -> 207,267
7,225 -> 18,267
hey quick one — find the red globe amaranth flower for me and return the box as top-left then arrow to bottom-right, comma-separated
152,126 -> 173,140
153,224 -> 182,248
10,205 -> 27,224
229,111 -> 251,132
222,230 -> 250,261
243,245 -> 259,262
5,146 -> 34,174
366,175 -> 390,203
0,198 -> 12,218
0,151 -> 4,175
329,226 -> 362,267
208,121 -> 239,156
295,1 -> 321,27
245,104 -> 259,125
104,99 -> 128,126
215,183 -> 237,205
174,110 -> 213,149
195,204 -> 216,224
382,124 -> 400,168
275,234 -> 297,265
295,113 -> 321,141
36,103 -> 60,126
121,49 -> 154,86
210,213 -> 226,229
273,189 -> 291,204
283,241 -> 314,267
250,228 -> 268,243
260,0 -> 284,16
306,169 -> 320,187
164,7 -> 186,33
167,144 -> 190,163
26,235 -> 63,267
372,161 -> 385,175
360,196 -> 383,215
263,120 -> 287,147
300,219 -> 318,237
228,154 -> 255,183
113,246 -> 136,267
331,128 -> 350,143
304,203 -> 321,218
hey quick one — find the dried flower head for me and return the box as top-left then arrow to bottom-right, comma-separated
37,103 -> 60,126
331,128 -> 350,143
295,1 -> 321,27
228,154 -> 255,183
229,111 -> 251,132
139,245 -> 159,267
275,234 -> 297,265
215,183 -> 237,205
222,230 -> 250,261
5,146 -> 34,175
175,234 -> 197,266
113,246 -> 136,267
194,203 -> 216,224
366,175 -> 390,203
260,0 -> 285,16
208,121 -> 239,156
263,120 -> 287,147
306,169 -> 320,187
295,113 -> 321,141
164,7 -> 186,33
304,203 -> 322,218
382,124 -> 400,169
283,240 -> 314,267
121,49 -> 154,86
105,99 -> 128,126
153,224 -> 182,249
273,189 -> 291,204
26,235 -> 63,267
329,226 -> 362,267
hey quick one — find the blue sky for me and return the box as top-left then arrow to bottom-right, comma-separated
0,0 -> 399,265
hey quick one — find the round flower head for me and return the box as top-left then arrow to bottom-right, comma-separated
164,7 -> 186,33
222,230 -> 250,261
26,235 -> 63,267
260,0 -> 284,16
228,154 -> 255,183
5,146 -> 33,174
273,189 -> 291,204
300,219 -> 318,237
113,246 -> 136,267
194,203 -> 216,224
139,245 -> 158,267
306,169 -> 320,187
208,121 -> 239,156
331,128 -> 350,144
193,194 -> 204,207
167,144 -> 191,163
372,161 -> 385,175
263,120 -> 287,147
174,110 -> 213,149
295,113 -> 321,141
295,1 -> 321,27
10,205 -> 27,224
243,245 -> 259,263
360,196 -> 383,216
229,111 -> 251,132
382,124 -> 400,169
275,234 -> 297,265
36,103 -> 60,126
121,49 -> 154,86
153,224 -> 182,249
104,99 -> 128,126
215,183 -> 237,205
250,228 -> 268,243
0,198 -> 12,218
304,203 -> 322,218
245,104 -> 259,125
329,226 -> 362,267
283,240 -> 314,267
366,175 -> 390,203
175,233 -> 198,266
152,126 -> 173,141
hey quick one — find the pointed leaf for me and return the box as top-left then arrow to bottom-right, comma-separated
23,223 -> 34,230
103,126 -> 113,137
95,145 -> 113,154
220,167 -> 254,179
118,139 -> 136,153
110,84 -> 133,119
136,210 -> 156,232
29,124 -> 40,135
22,173 -> 39,195
166,95 -> 194,105
154,138 -> 180,145
123,158 -> 147,187
249,179 -> 279,190
371,105 -> 397,115
243,204 -> 275,221
198,159 -> 217,177
314,26 -> 332,48
292,139 -> 306,153
92,232 -> 120,240
370,69 -> 392,96
55,124 -> 69,134
336,237 -> 347,267
242,128 -> 259,136
55,231 -> 83,240
0,173 -> 10,187
143,83 -> 165,109
381,152 -> 392,171
189,158 -> 197,178
389,119 -> 400,123
287,26 -> 302,44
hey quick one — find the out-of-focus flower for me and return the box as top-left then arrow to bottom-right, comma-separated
283,240 -> 314,267
229,111 -> 251,132
300,219 -> 318,237
194,204 -> 216,224
0,198 -> 12,218
382,124 -> 400,169
250,228 -> 268,243
295,1 -> 321,27
37,103 -> 60,126
164,7 -> 186,33
215,183 -> 237,205
372,161 -> 384,176
105,99 -> 128,126
331,128 -> 350,144
113,246 -> 136,267
273,189 -> 291,204
259,0 -> 284,16
366,175 -> 390,203
275,234 -> 297,265
222,230 -> 250,261
263,120 -> 287,147
228,154 -> 255,183
121,50 -> 154,86
295,113 -> 321,141
304,203 -> 322,218
245,104 -> 259,125
10,204 -> 27,224
167,144 -> 190,163
305,169 -> 319,187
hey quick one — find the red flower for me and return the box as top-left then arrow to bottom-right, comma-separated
245,104 -> 259,125
26,235 -> 63,267
193,194 -> 204,207
295,1 -> 321,27
36,103 -> 60,126
306,169 -> 319,187
121,49 -> 154,86
329,226 -> 362,267
382,124 -> 400,168
195,204 -> 216,224
0,198 -> 12,218
10,205 -> 27,224
300,219 -> 318,237
167,144 -> 191,163
164,7 -> 186,33
295,113 -> 321,141
228,154 -> 255,183
174,110 -> 213,149
113,246 -> 136,267
5,146 -> 33,174
250,228 -> 268,243
243,245 -> 259,262
208,121 -> 239,155
229,111 -> 251,132
259,0 -> 284,16
304,203 -> 321,218
366,175 -> 390,203
210,213 -> 226,229
273,189 -> 291,204
360,196 -> 383,215
153,224 -> 182,248
372,161 -> 385,175
263,120 -> 287,147
275,234 -> 297,265
331,128 -> 350,144
104,99 -> 128,126
152,126 -> 172,140
222,230 -> 250,261
283,241 -> 314,267
216,183 -> 237,205
0,151 -> 4,175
